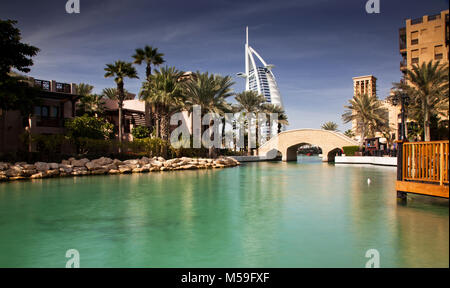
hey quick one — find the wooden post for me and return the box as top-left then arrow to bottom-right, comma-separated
440,143 -> 444,186
396,140 -> 407,199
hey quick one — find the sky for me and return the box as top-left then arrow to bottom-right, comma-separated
1,0 -> 448,130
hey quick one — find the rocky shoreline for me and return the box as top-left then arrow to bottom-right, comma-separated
0,156 -> 240,182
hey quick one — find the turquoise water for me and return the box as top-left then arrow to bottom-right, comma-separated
0,156 -> 448,268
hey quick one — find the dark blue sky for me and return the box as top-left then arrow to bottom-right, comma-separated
1,0 -> 448,129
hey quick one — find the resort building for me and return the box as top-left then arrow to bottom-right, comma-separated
0,77 -> 80,153
399,9 -> 449,74
237,27 -> 286,136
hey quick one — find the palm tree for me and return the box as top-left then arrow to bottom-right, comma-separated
76,83 -> 94,97
183,72 -> 234,158
262,103 -> 289,137
132,46 -> 165,79
342,93 -> 388,147
77,94 -> 105,117
321,121 -> 339,131
101,88 -> 119,100
139,66 -> 185,142
104,61 -> 138,147
344,129 -> 355,138
133,46 -> 165,136
235,91 -> 266,155
391,61 -> 449,141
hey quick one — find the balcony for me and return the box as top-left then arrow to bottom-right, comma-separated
411,17 -> 423,25
428,14 -> 441,21
56,82 -> 71,93
34,79 -> 51,91
399,27 -> 407,50
36,117 -> 65,128
400,59 -> 407,70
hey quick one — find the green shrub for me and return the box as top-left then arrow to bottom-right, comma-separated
65,115 -> 114,140
131,126 -> 150,139
343,146 -> 360,156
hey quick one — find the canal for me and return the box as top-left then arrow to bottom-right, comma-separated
0,156 -> 448,267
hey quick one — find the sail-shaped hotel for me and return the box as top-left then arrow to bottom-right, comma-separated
237,27 -> 285,111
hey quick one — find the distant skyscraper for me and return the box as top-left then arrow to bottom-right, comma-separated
238,27 -> 286,134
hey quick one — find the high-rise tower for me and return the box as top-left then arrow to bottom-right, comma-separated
238,27 -> 285,109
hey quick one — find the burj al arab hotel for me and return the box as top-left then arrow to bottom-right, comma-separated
237,27 -> 285,111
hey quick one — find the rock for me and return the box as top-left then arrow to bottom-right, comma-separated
71,158 -> 89,167
46,169 -> 59,177
35,162 -> 50,171
118,165 -> 132,174
132,167 -> 149,173
61,159 -> 71,165
113,159 -> 123,166
149,167 -> 160,172
22,169 -> 37,177
21,164 -> 36,170
0,162 -> 10,170
150,161 -> 163,168
180,164 -> 197,170
123,159 -> 139,165
59,165 -> 73,173
72,167 -> 89,176
30,172 -> 45,179
9,176 -> 26,181
139,157 -> 150,165
93,157 -> 113,166
160,166 -> 172,171
0,174 -> 8,181
85,161 -> 102,171
49,163 -> 59,170
102,164 -> 117,171
5,166 -> 23,177
91,168 -> 108,175
108,169 -> 120,174
157,157 -> 165,162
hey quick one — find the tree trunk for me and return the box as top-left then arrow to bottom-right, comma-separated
221,116 -> 226,150
209,119 -> 216,158
118,82 -> 125,153
28,115 -> 32,153
424,107 -> 430,141
255,117 -> 259,156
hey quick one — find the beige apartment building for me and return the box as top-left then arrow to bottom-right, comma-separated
399,9 -> 449,72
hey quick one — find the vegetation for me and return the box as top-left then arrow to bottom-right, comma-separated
342,146 -> 360,156
235,91 -> 266,155
321,121 -> 339,131
104,61 -> 139,147
262,103 -> 289,135
131,125 -> 150,139
0,19 -> 40,113
344,129 -> 355,138
390,61 -> 449,141
342,93 -> 388,147
66,115 -> 114,140
183,72 -> 234,157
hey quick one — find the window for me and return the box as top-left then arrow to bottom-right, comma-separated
412,58 -> 419,64
420,28 -> 427,35
41,106 -> 49,117
434,45 -> 444,60
420,47 -> 427,54
34,106 -> 41,116
50,106 -> 59,118
411,31 -> 419,45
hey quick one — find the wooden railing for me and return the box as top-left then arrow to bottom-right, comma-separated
402,141 -> 449,185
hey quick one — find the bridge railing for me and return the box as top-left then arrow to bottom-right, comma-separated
402,141 -> 449,185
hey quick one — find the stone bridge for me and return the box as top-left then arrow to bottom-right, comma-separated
257,129 -> 359,162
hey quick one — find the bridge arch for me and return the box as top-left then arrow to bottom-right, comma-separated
257,129 -> 358,162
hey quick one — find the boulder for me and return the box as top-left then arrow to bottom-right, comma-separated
21,164 -> 36,170
61,159 -> 71,165
90,168 -> 108,175
59,165 -> 73,173
22,169 -> 37,177
118,165 -> 132,174
46,169 -> 59,177
113,159 -> 123,166
85,161 -> 102,171
35,162 -> 50,171
5,166 -> 23,177
93,157 -> 113,166
108,169 -> 120,174
71,158 -> 89,167
49,163 -> 60,170
123,159 -> 139,165
0,162 -> 9,170
0,174 -> 8,181
30,172 -> 45,179
102,164 -> 117,171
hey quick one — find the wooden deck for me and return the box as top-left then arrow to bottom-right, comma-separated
396,141 -> 449,199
